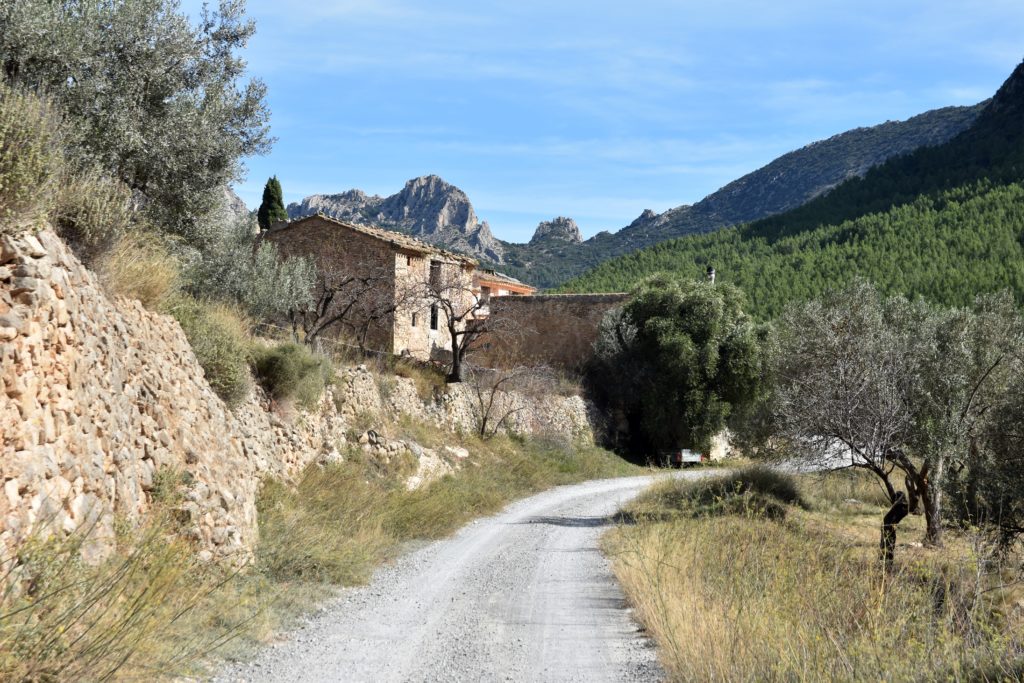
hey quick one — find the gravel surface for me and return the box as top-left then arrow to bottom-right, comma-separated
213,473 -> 687,682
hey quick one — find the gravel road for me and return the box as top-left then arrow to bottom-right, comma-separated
214,474 -> 681,682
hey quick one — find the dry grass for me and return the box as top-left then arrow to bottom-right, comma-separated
0,420 -> 638,681
0,509 -> 252,682
392,358 -> 447,401
258,427 -> 640,584
606,469 -> 1023,682
95,231 -> 180,309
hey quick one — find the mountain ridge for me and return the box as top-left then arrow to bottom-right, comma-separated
286,102 -> 986,288
560,60 -> 1024,317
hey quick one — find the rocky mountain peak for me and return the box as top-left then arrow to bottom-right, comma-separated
383,175 -> 478,236
530,216 -> 582,245
286,175 -> 504,263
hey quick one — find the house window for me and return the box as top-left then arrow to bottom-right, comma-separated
430,304 -> 439,330
429,260 -> 441,287
480,286 -> 491,304
406,255 -> 412,267
411,312 -> 418,327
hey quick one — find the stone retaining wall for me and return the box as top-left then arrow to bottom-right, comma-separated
0,228 -> 596,562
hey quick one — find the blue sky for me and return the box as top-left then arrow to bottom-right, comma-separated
189,0 -> 1024,243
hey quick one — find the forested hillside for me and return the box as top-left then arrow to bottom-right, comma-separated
561,61 -> 1024,317
495,102 -> 984,287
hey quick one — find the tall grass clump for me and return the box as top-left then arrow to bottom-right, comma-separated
0,512 -> 251,682
607,471 -> 1020,682
166,296 -> 252,407
253,342 -> 333,409
0,84 -> 62,231
631,465 -> 805,521
257,467 -> 398,585
95,230 -> 180,309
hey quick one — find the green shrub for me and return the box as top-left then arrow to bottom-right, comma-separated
631,465 -> 806,520
166,296 -> 252,407
0,84 -> 62,231
183,217 -> 315,322
53,165 -> 136,260
253,342 -> 333,408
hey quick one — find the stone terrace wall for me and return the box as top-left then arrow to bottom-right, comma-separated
0,228 -> 597,563
0,229 -> 356,562
481,294 -> 630,373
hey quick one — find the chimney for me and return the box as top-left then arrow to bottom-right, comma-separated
706,265 -> 716,284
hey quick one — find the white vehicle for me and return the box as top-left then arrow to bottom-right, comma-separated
663,448 -> 706,468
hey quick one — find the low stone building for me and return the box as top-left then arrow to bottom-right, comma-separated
265,213 -> 478,361
472,268 -> 536,318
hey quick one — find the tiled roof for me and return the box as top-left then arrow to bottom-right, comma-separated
267,213 -> 478,265
476,268 -> 536,291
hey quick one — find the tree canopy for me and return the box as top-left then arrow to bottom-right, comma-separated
774,279 -> 1024,546
589,276 -> 769,456
0,0 -> 272,244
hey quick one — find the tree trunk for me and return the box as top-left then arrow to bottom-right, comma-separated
448,343 -> 464,383
923,478 -> 944,547
905,474 -> 921,514
880,491 -> 909,572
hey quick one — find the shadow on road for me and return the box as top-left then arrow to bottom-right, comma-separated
518,512 -> 636,528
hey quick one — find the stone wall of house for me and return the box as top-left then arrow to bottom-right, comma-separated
0,227 -> 597,563
481,294 -> 630,372
391,254 -> 472,362
265,215 -> 400,354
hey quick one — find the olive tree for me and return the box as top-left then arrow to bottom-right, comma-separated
776,280 -> 1024,547
185,217 -> 315,322
589,275 -> 769,456
0,0 -> 272,245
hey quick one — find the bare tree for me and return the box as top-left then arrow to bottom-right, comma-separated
405,259 -> 486,382
464,328 -> 552,438
289,261 -> 413,350
466,365 -> 533,438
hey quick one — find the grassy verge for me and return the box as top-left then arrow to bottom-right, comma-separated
1,425 -> 639,681
235,430 -> 641,656
605,467 -> 1023,682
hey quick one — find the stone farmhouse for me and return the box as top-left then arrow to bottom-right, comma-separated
264,213 -> 534,361
265,213 -> 628,373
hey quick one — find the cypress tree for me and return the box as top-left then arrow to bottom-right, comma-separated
257,176 -> 287,230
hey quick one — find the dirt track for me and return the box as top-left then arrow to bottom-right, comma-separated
215,474 -> 686,682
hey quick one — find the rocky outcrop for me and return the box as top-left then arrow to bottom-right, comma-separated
287,176 -> 505,263
529,217 -> 582,245
0,228 -> 595,563
222,186 -> 251,224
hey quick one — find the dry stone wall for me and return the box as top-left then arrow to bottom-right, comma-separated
0,228 -> 598,563
0,229 -> 356,562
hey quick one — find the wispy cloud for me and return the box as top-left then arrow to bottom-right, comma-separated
217,0 -> 1024,243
